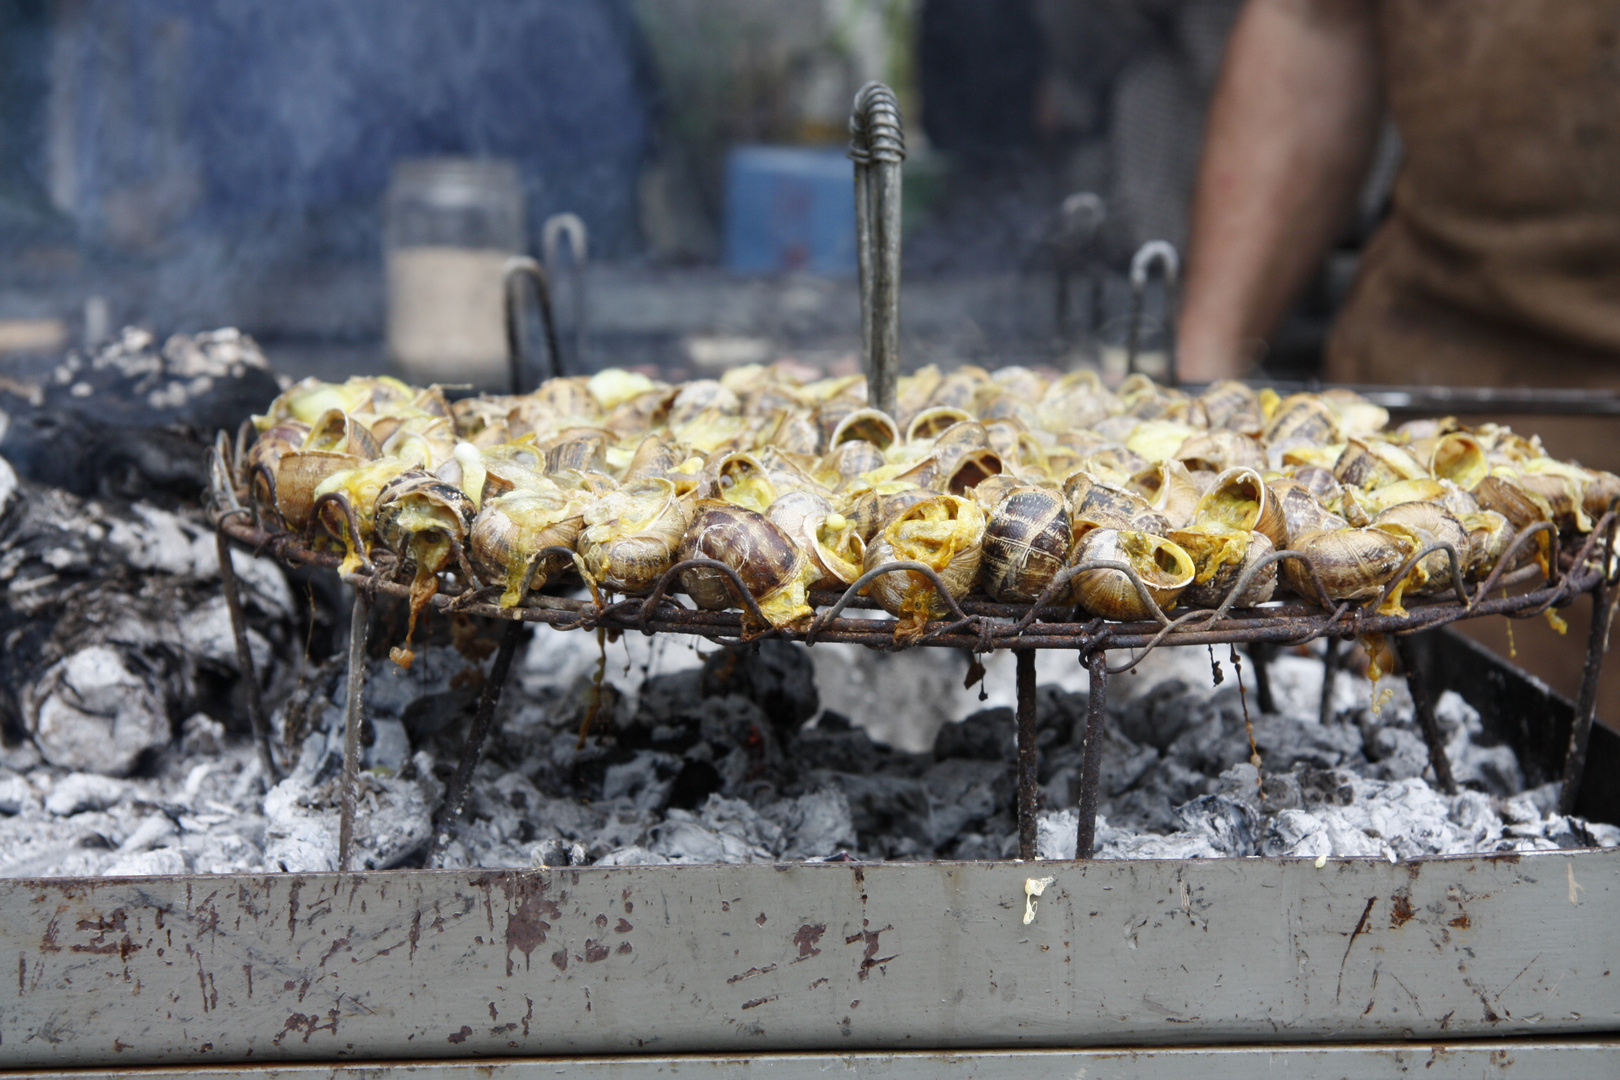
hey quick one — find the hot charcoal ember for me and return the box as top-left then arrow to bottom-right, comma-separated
0,632 -> 1609,876
0,327 -> 282,502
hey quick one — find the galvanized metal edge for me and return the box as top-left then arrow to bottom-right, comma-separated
9,1039 -> 1618,1080
2,851 -> 1615,1068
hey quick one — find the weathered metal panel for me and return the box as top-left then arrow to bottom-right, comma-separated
9,1041 -> 1619,1079
0,851 -> 1614,1067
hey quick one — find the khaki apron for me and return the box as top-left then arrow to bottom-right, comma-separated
1324,0 -> 1620,730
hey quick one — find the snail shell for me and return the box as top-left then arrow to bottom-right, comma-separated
311,458 -> 412,572
1429,432 -> 1490,491
937,446 -> 1004,496
863,494 -> 986,625
470,487 -> 588,607
1269,478 -> 1351,547
677,501 -> 814,628
624,434 -> 684,483
578,477 -> 690,595
1459,509 -> 1520,576
981,487 -> 1073,604
817,439 -> 888,487
968,473 -> 1025,512
1263,393 -> 1340,451
926,367 -> 990,412
1332,438 -> 1427,490
246,420 -> 312,528
906,406 -> 974,442
1192,467 -> 1288,550
764,408 -> 824,456
829,408 -> 900,452
1174,429 -> 1267,473
604,387 -> 679,437
1585,470 -> 1620,520
1168,525 -> 1277,608
1373,501 -> 1470,600
275,449 -> 365,532
844,484 -> 936,542
544,429 -> 609,475
766,490 -> 865,589
1070,528 -> 1195,621
1130,461 -> 1203,529
1471,474 -> 1550,532
374,471 -> 478,572
303,408 -> 382,459
528,376 -> 599,420
1197,379 -> 1264,436
1282,526 -> 1412,602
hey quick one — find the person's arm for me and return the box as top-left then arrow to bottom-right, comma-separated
1177,0 -> 1383,382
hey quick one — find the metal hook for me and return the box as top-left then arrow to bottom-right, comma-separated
1126,240 -> 1180,383
849,81 -> 905,418
542,213 -> 589,372
503,255 -> 564,394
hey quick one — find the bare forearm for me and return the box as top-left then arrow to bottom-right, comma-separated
1178,0 -> 1382,381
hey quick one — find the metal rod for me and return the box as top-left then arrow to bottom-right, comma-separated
1125,241 -> 1179,382
849,82 -> 904,418
339,588 -> 372,872
849,101 -> 874,383
543,213 -> 589,372
1319,636 -> 1341,725
1560,578 -> 1611,815
502,255 -> 564,393
215,525 -> 281,786
1075,650 -> 1108,859
428,620 -> 527,866
1015,649 -> 1039,861
1247,642 -> 1276,714
1393,634 -> 1458,796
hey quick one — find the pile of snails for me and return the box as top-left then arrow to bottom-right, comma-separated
234,364 -> 1619,663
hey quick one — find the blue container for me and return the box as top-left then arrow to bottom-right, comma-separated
724,146 -> 857,276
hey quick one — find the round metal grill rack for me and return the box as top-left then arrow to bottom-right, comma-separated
206,445 -> 1619,874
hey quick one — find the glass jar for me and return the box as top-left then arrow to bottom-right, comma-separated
384,158 -> 525,389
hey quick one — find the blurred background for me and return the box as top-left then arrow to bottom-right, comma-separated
0,0 -> 1390,384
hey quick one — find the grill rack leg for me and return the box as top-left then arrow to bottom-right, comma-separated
1015,650 -> 1039,861
1560,578 -> 1612,815
1394,634 -> 1458,796
1247,642 -> 1276,714
428,620 -> 528,867
338,588 -> 371,872
214,525 -> 282,787
1075,650 -> 1108,859
1319,636 -> 1341,725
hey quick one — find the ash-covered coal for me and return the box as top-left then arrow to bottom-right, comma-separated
0,464 -> 297,778
0,326 -> 281,501
0,618 -> 1611,877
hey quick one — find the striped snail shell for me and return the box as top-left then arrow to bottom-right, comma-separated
1192,467 -> 1287,550
1173,429 -> 1267,474
1263,393 -> 1341,449
1268,478 -> 1351,548
863,494 -> 986,627
1168,526 -> 1276,609
1281,526 -> 1412,603
470,486 -> 588,607
677,501 -> 813,628
1197,379 -> 1264,436
577,477 -> 690,595
1373,501 -> 1470,602
981,487 -> 1073,604
1070,528 -> 1195,621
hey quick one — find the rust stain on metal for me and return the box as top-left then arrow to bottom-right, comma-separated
846,924 -> 896,981
317,936 -> 350,967
551,949 -> 568,972
584,939 -> 610,963
1335,897 -> 1378,1002
1449,913 -> 1472,930
1389,893 -> 1416,928
501,877 -> 561,976
727,964 -> 777,984
521,996 -> 534,1037
286,879 -> 303,943
447,1025 -> 472,1044
740,995 -> 778,1010
615,918 -> 633,933
755,913 -> 767,926
274,1010 -> 339,1045
792,923 -> 826,960
616,941 -> 633,955
408,908 -> 422,961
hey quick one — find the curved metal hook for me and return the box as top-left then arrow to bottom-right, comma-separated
806,559 -> 971,643
503,255 -> 564,394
